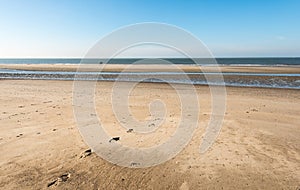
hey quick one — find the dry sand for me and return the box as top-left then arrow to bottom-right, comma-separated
0,80 -> 299,189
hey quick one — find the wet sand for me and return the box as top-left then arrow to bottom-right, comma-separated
0,80 -> 299,189
1,63 -> 300,73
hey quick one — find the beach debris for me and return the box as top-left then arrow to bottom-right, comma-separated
80,149 -> 92,158
47,173 -> 71,187
16,133 -> 23,138
109,137 -> 120,143
52,129 -> 57,131
127,129 -> 134,133
18,105 -> 24,108
250,108 -> 258,112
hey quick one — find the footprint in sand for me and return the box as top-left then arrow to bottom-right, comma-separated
148,123 -> 155,127
43,101 -> 52,103
109,137 -> 120,143
127,128 -> 134,133
47,173 -> 71,187
79,149 -> 92,158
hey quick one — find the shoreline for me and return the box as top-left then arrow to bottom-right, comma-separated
1,65 -> 299,89
1,64 -> 300,73
0,77 -> 299,90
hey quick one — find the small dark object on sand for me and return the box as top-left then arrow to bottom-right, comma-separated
109,137 -> 120,143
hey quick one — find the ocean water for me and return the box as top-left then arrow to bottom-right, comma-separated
0,69 -> 299,89
0,57 -> 300,66
0,58 -> 299,89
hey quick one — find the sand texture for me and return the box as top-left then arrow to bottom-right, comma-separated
0,80 -> 299,189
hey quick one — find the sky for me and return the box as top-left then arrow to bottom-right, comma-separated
0,0 -> 299,58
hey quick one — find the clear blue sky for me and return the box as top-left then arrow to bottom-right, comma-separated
0,0 -> 299,58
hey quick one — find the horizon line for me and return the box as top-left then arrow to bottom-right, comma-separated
0,56 -> 300,59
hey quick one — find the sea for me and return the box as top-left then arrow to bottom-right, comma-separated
0,58 -> 299,89
0,58 -> 300,66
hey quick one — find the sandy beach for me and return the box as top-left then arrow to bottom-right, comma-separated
0,79 -> 299,189
2,0 -> 300,189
